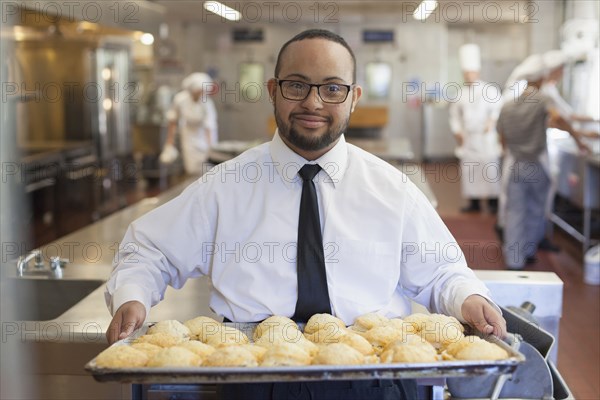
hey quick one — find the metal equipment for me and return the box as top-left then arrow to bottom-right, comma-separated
447,304 -> 574,400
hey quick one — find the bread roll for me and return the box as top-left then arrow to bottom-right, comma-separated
147,346 -> 201,367
260,343 -> 312,366
130,342 -> 162,358
203,346 -> 258,367
304,325 -> 346,344
204,326 -> 250,348
178,340 -> 216,359
147,320 -> 191,339
184,316 -> 222,341
338,332 -> 375,356
253,316 -> 299,341
304,314 -> 346,335
254,331 -> 318,357
353,313 -> 390,331
453,340 -> 509,361
312,343 -> 365,365
96,345 -> 148,368
134,332 -> 188,348
362,326 -> 403,354
380,339 -> 438,363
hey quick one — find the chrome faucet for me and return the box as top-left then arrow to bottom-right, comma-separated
17,250 -> 69,278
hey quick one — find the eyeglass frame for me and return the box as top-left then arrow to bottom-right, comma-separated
274,78 -> 355,104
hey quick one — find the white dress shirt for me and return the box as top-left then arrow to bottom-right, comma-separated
106,132 -> 494,324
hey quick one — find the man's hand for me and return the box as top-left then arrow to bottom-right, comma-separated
461,294 -> 507,338
106,301 -> 146,345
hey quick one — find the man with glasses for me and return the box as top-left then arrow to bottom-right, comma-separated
106,29 -> 506,400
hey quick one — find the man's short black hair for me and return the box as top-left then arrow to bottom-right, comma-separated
274,29 -> 357,83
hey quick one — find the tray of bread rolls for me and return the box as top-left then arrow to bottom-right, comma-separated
85,312 -> 525,383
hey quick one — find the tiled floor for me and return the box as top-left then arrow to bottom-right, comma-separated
423,161 -> 600,400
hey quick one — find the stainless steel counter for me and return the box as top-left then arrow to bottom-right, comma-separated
549,133 -> 600,251
3,176 -> 218,343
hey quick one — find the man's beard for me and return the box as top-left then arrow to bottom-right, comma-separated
274,108 -> 350,152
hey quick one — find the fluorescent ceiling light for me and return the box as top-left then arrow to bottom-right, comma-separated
204,1 -> 242,21
413,0 -> 438,21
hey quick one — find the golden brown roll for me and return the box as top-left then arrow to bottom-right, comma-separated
204,326 -> 250,348
203,346 -> 258,367
95,345 -> 149,368
147,346 -> 202,367
453,340 -> 509,361
353,313 -> 390,331
361,326 -> 403,354
443,335 -> 483,357
304,325 -> 346,344
130,342 -> 163,358
312,343 -> 365,365
380,339 -> 438,364
419,318 -> 464,349
347,324 -> 368,334
147,320 -> 191,339
364,354 -> 381,364
238,344 -> 268,362
254,331 -> 319,357
178,340 -> 216,359
402,313 -> 431,332
260,343 -> 312,366
134,332 -> 188,348
256,324 -> 305,344
338,332 -> 375,356
388,318 -> 416,334
304,313 -> 346,335
184,316 -> 222,341
253,316 -> 299,341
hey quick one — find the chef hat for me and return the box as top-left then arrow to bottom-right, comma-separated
543,50 -> 568,73
514,54 -> 546,82
561,19 -> 599,57
459,44 -> 481,72
182,72 -> 213,92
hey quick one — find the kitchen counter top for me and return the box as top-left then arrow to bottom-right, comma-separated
3,176 -> 212,345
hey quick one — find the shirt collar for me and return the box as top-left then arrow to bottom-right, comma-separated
269,130 -> 348,189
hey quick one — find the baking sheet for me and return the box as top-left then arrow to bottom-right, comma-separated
85,323 -> 525,384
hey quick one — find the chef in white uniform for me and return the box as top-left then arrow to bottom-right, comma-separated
160,72 -> 218,175
449,44 -> 502,213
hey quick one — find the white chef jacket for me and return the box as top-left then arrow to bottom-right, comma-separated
106,132 -> 495,324
167,90 -> 218,174
449,80 -> 502,198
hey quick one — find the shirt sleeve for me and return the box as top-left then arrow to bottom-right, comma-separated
399,187 -> 498,321
104,180 -> 213,317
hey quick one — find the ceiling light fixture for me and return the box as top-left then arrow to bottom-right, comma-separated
203,1 -> 242,21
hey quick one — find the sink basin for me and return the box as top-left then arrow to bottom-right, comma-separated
1,278 -> 104,321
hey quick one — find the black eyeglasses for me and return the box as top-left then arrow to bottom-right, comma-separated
275,79 -> 354,104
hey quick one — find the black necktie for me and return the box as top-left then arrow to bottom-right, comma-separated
293,164 -> 332,322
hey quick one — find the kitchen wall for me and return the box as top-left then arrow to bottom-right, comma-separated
155,0 -> 556,158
